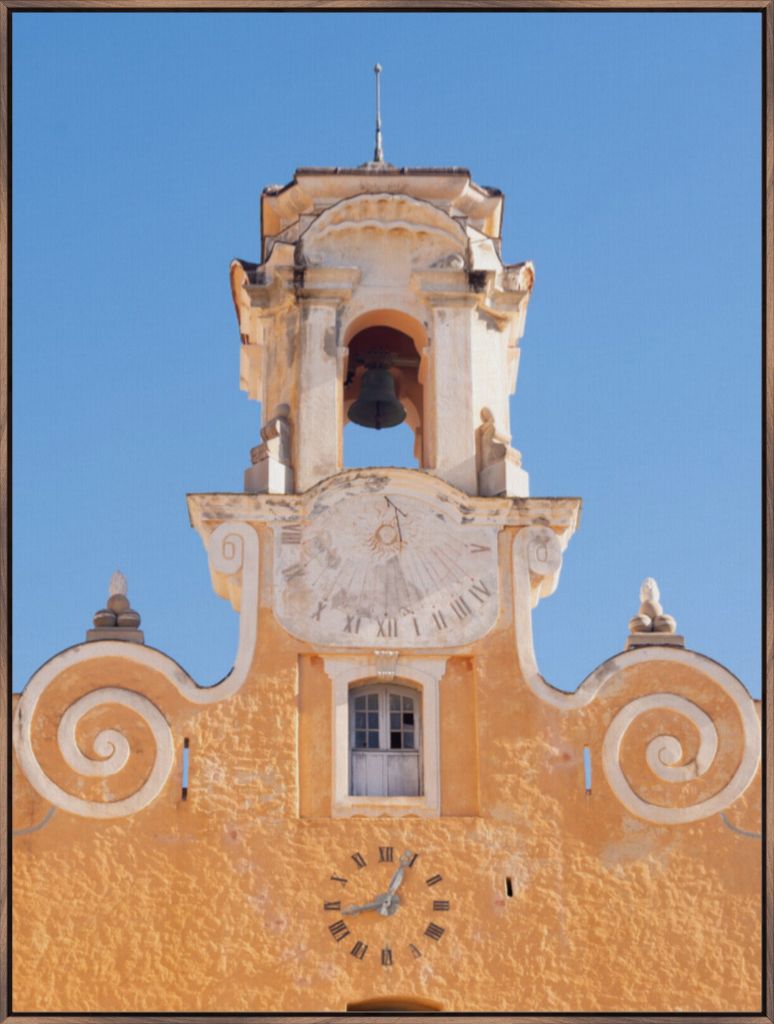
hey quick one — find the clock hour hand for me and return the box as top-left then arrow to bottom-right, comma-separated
386,850 -> 414,897
342,894 -> 389,916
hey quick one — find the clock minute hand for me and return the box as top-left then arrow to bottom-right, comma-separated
386,850 -> 414,896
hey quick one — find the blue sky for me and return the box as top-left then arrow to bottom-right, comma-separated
12,12 -> 761,696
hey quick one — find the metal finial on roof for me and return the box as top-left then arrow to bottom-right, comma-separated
374,63 -> 384,163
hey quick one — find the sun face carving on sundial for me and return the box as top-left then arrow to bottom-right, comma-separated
273,490 -> 500,648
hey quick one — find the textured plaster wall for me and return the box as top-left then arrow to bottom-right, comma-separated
12,547 -> 761,1013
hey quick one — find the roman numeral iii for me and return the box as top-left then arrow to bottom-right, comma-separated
425,922 -> 445,941
450,595 -> 472,620
350,941 -> 368,960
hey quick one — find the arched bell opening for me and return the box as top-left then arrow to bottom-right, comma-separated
343,310 -> 427,469
344,418 -> 418,471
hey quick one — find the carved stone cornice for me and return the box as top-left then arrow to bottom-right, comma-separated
187,467 -> 582,537
296,265 -> 361,303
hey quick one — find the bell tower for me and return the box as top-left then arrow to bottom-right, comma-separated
12,109 -> 760,1012
231,164 -> 534,497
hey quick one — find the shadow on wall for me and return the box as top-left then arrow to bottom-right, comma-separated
344,420 -> 419,470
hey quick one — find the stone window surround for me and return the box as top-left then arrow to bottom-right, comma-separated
323,654 -> 447,818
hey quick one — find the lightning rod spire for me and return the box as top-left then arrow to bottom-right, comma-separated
374,63 -> 384,163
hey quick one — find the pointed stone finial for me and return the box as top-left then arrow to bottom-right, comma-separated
625,576 -> 683,650
109,569 -> 128,597
374,63 -> 384,163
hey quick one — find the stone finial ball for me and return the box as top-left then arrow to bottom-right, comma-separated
107,594 -> 130,614
93,609 -> 117,628
117,609 -> 141,629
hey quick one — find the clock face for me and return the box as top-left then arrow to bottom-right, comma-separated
274,491 -> 499,647
323,847 -> 449,966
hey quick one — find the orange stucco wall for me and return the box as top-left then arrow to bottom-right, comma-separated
12,526 -> 761,1013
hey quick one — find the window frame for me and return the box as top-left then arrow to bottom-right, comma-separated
324,655 -> 446,818
349,682 -> 423,797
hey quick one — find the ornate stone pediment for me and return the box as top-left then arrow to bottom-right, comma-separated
300,192 -> 468,283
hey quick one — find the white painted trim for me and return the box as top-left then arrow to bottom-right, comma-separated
16,686 -> 174,820
13,522 -> 260,819
324,655 -> 446,818
600,691 -> 757,825
512,525 -> 761,825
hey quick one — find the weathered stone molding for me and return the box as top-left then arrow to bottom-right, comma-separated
13,522 -> 260,820
512,525 -> 761,825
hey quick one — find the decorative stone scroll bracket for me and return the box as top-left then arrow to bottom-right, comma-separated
512,525 -> 761,826
13,522 -> 260,820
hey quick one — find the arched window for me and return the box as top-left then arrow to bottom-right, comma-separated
349,683 -> 422,797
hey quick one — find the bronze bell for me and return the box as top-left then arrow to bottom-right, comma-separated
348,366 -> 407,431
